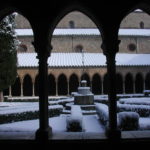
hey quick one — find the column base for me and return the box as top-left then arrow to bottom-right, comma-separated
35,126 -> 52,141
105,128 -> 121,141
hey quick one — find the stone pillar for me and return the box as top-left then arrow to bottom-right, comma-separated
9,86 -> 12,97
101,30 -> 121,140
56,80 -> 58,96
33,26 -> 52,141
101,78 -> 104,94
21,81 -> 23,97
123,79 -> 125,94
32,82 -> 35,97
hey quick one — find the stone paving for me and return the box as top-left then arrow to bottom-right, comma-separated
0,130 -> 150,140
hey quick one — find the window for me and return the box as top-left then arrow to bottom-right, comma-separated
18,44 -> 27,52
69,20 -> 75,28
140,21 -> 144,29
127,43 -> 136,51
74,45 -> 83,52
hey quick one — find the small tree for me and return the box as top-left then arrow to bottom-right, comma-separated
0,13 -> 18,102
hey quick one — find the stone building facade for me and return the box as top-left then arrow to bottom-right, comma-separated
3,9 -> 150,97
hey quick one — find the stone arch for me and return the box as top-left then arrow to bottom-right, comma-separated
145,72 -> 150,90
69,73 -> 79,94
103,73 -> 108,94
48,74 -> 56,96
49,5 -> 104,53
135,73 -> 144,93
116,73 -> 123,94
58,74 -> 68,95
11,77 -> 21,96
81,73 -> 90,87
34,74 -> 39,96
92,73 -> 102,94
23,74 -> 33,96
125,73 -> 134,94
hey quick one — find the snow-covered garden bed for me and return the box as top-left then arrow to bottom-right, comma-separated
0,102 -> 63,124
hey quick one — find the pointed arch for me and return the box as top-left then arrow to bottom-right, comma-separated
23,74 -> 33,96
92,73 -> 102,94
81,73 -> 90,87
48,74 -> 56,96
58,74 -> 68,95
125,73 -> 134,94
11,77 -> 21,96
135,73 -> 144,93
69,73 -> 79,94
103,73 -> 108,94
34,74 -> 39,96
116,73 -> 123,94
145,73 -> 150,90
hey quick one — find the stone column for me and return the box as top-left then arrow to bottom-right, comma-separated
123,78 -> 125,94
101,30 -> 121,140
33,26 -> 52,141
9,86 -> 12,97
32,82 -> 35,97
101,78 -> 104,94
21,81 -> 23,97
56,80 -> 58,96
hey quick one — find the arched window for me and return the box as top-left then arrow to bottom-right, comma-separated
125,73 -> 134,94
81,73 -> 90,87
69,20 -> 75,28
58,74 -> 68,95
34,75 -> 39,96
103,74 -> 108,94
135,73 -> 144,93
48,74 -> 56,96
116,73 -> 123,94
69,74 -> 79,94
140,21 -> 144,29
23,74 -> 32,96
92,74 -> 102,94
11,77 -> 21,96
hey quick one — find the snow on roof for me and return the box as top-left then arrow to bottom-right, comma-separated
15,29 -> 150,37
17,53 -> 150,68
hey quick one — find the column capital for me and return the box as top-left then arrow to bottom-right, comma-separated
101,39 -> 121,56
32,40 -> 52,59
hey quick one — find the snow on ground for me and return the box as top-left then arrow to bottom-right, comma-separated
0,115 -> 104,133
139,117 -> 150,130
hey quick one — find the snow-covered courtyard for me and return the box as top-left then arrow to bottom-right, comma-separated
0,95 -> 150,139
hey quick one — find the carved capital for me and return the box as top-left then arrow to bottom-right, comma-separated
32,40 -> 52,59
101,39 -> 121,56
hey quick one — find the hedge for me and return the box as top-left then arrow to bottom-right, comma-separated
0,106 -> 63,124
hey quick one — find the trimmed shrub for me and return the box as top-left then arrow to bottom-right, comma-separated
95,103 -> 109,125
118,111 -> 139,131
0,106 -> 63,124
117,103 -> 150,117
66,105 -> 84,132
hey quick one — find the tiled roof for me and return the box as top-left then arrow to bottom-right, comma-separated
15,29 -> 150,36
17,53 -> 150,68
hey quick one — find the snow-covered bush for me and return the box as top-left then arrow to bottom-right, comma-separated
0,105 -> 63,124
95,103 -> 109,125
117,111 -> 139,131
117,103 -> 150,117
66,105 -> 84,132
119,98 -> 150,105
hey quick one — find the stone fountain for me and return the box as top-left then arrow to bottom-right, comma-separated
74,80 -> 94,105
